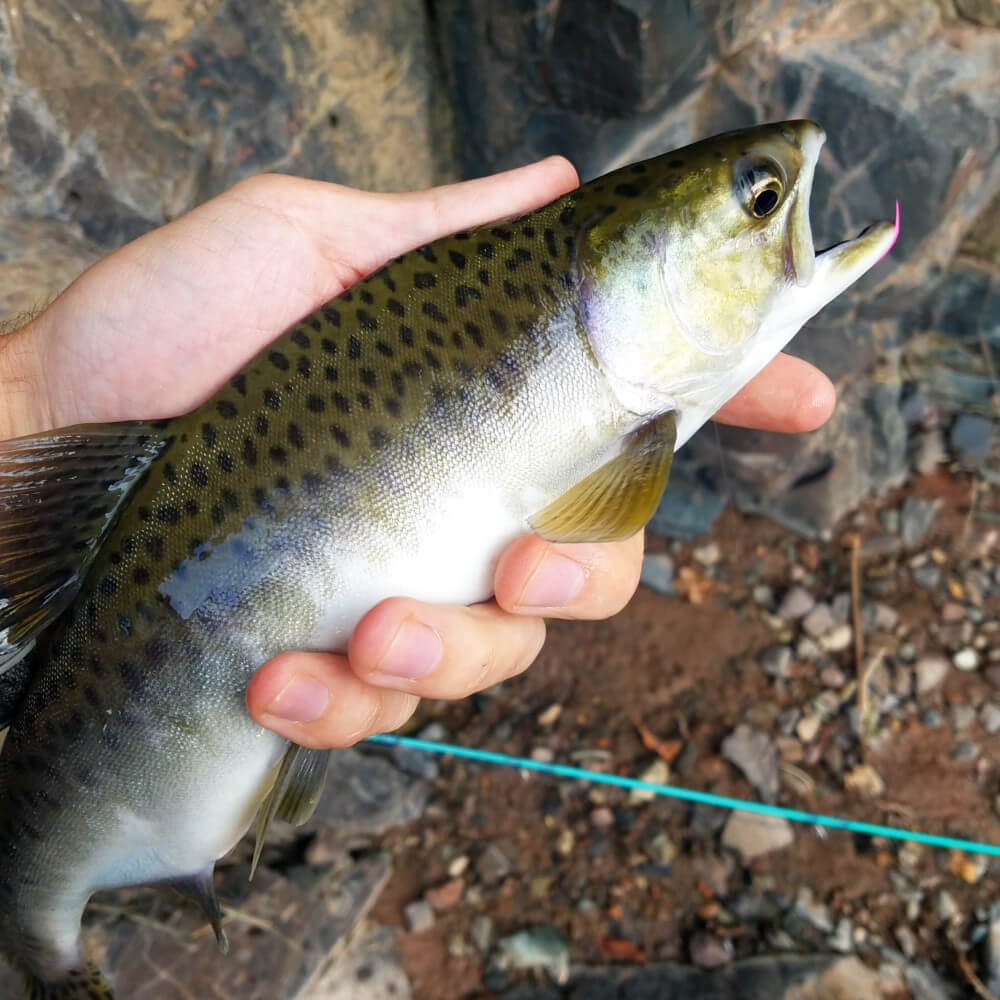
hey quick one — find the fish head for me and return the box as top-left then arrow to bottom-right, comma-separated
576,119 -> 899,447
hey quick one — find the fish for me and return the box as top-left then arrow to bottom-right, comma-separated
0,120 -> 898,999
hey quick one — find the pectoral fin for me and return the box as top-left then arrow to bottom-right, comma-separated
0,421 -> 170,724
530,411 -> 676,542
251,745 -> 331,879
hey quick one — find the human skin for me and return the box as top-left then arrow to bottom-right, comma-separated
0,157 -> 835,747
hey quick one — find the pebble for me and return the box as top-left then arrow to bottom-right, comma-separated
796,714 -> 822,743
795,887 -> 834,933
470,915 -> 493,954
802,603 -> 836,638
530,746 -> 555,763
556,828 -> 575,856
820,665 -> 847,688
425,878 -> 464,911
900,497 -> 940,547
721,724 -> 780,802
951,705 -> 976,731
796,636 -> 823,660
950,413 -> 993,462
752,583 -> 775,608
913,562 -> 942,590
693,542 -> 721,566
721,811 -> 794,861
820,623 -> 853,652
639,553 -> 675,595
447,855 -> 470,877
493,926 -> 570,985
953,647 -> 980,671
759,644 -> 793,678
476,844 -> 513,885
830,917 -> 854,954
403,899 -> 436,933
536,703 -> 562,726
915,655 -> 950,694
645,830 -> 677,866
981,703 -> 1000,735
778,586 -> 815,621
895,924 -> 917,958
590,807 -> 614,829
844,764 -> 885,798
936,890 -> 960,925
629,758 -> 670,802
871,602 -> 900,633
688,931 -> 733,967
949,851 -> 989,884
912,428 -> 948,474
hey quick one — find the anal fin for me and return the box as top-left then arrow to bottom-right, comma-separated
251,745 -> 331,879
530,411 -> 677,542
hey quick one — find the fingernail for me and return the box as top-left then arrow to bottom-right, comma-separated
518,553 -> 586,609
377,619 -> 443,679
264,675 -> 329,723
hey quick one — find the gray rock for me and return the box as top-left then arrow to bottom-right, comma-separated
721,724 -> 780,802
688,931 -> 733,968
901,497 -> 941,547
981,703 -> 1000,735
913,562 -> 943,591
403,899 -> 435,933
493,926 -> 570,985
802,603 -> 836,638
476,843 -> 514,885
721,811 -> 794,861
777,586 -> 815,621
470,915 -> 494,954
639,553 -> 675,595
758,644 -> 793,678
951,704 -> 977,731
950,414 -> 994,464
916,655 -> 950,693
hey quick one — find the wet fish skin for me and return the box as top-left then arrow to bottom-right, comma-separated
0,120 -> 898,998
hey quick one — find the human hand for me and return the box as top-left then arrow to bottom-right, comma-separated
0,159 -> 834,748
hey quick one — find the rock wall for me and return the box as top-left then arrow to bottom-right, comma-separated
434,0 -> 1000,537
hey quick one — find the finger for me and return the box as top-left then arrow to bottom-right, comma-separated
247,650 -> 419,749
494,532 -> 644,619
347,597 -> 546,700
713,353 -> 835,432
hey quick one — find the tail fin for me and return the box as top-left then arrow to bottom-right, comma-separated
15,960 -> 114,1000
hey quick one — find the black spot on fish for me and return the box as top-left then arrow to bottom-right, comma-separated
391,372 -> 405,396
449,249 -> 467,269
523,284 -> 539,306
491,226 -> 512,240
403,360 -> 423,378
341,289 -> 353,302
348,336 -> 362,359
118,659 -> 142,695
388,298 -> 405,316
133,566 -> 150,585
211,503 -> 225,524
357,309 -> 378,330
505,247 -> 533,270
360,289 -> 374,305
201,423 -> 217,448
275,475 -> 291,493
307,316 -> 322,332
99,575 -> 117,596
417,245 -> 438,263
378,269 -> 397,292
333,392 -> 351,414
544,228 -> 558,258
230,373 -> 248,396
376,340 -> 395,357
454,231 -> 469,240
292,328 -> 311,349
263,389 -> 281,410
358,390 -> 371,410
297,355 -> 311,377
190,462 -> 209,486
559,205 -> 575,226
185,499 -> 199,517
477,267 -> 491,286
489,309 -> 509,334
157,505 -> 180,525
217,399 -> 238,419
322,305 -> 341,326
288,423 -> 305,449
669,158 -> 684,168
217,451 -> 234,473
385,397 -> 401,416
426,329 -> 445,347
455,284 -> 481,307
330,425 -> 350,447
222,489 -> 239,511
164,462 -> 178,484
253,488 -> 272,513
307,394 -> 326,413
145,637 -> 170,666
522,224 -> 536,237
465,322 -> 484,348
322,337 -> 337,355
423,349 -> 441,370
302,470 -> 322,494
121,537 -> 136,555
369,428 -> 390,450
614,182 -> 640,198
476,242 -> 494,259
324,364 -> 339,383
255,414 -> 270,436
414,272 -> 436,289
451,331 -> 465,350
360,368 -> 377,388
630,161 -> 647,173
423,301 -> 447,322
502,280 -> 520,300
145,536 -> 164,561
453,359 -> 474,380
399,324 -> 414,346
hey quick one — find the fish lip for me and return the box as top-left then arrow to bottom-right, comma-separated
815,202 -> 901,261
811,201 -> 900,282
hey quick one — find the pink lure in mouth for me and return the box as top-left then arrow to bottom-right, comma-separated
874,201 -> 901,265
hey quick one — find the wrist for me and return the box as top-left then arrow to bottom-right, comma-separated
0,319 -> 51,440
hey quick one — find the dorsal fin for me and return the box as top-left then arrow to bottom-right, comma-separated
0,420 -> 172,724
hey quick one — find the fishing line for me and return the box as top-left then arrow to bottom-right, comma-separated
366,732 -> 1000,857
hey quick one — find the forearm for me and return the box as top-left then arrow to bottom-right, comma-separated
0,319 -> 51,440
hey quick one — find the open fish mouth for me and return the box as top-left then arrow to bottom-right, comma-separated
812,201 -> 901,293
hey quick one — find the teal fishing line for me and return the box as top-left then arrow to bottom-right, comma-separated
366,733 -> 1000,857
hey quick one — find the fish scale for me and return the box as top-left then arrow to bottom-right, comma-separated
0,121 -> 900,998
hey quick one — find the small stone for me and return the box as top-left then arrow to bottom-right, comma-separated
758,644 -> 793,678
403,899 -> 435,933
878,507 -> 901,534
447,933 -> 468,958
590,807 -> 614,829
555,828 -> 575,856
821,623 -> 853,652
845,764 -> 885,798
950,413 -> 993,463
951,705 -> 976,731
949,851 -> 989,883
951,740 -> 980,761
942,602 -> 967,623
981,703 -> 1000,735
640,553 -> 675,595
494,926 -> 570,985
693,542 -> 721,566
913,562 -> 942,590
820,666 -> 847,688
803,603 -> 836,638
915,655 -> 950,693
795,886 -> 834,933
448,855 -> 469,877
645,830 -> 677,866
900,497 -> 941,547
830,918 -> 854,954
537,703 -> 562,726
954,647 -> 980,671
936,890 -> 959,924
912,428 -> 948,475
752,583 -> 775,608
629,758 -> 669,802
530,746 -> 555,763
831,592 -> 852,623
778,586 -> 815,621
721,724 -> 780,802
796,714 -> 822,743
796,636 -> 823,660
688,931 -> 733,967
872,602 -> 900,633
470,915 -> 493,953
895,924 -> 917,958
721,810 -> 794,861
894,666 -> 914,698
476,844 -> 513,885
425,878 -> 464,911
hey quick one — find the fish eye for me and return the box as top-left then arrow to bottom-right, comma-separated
734,157 -> 786,220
